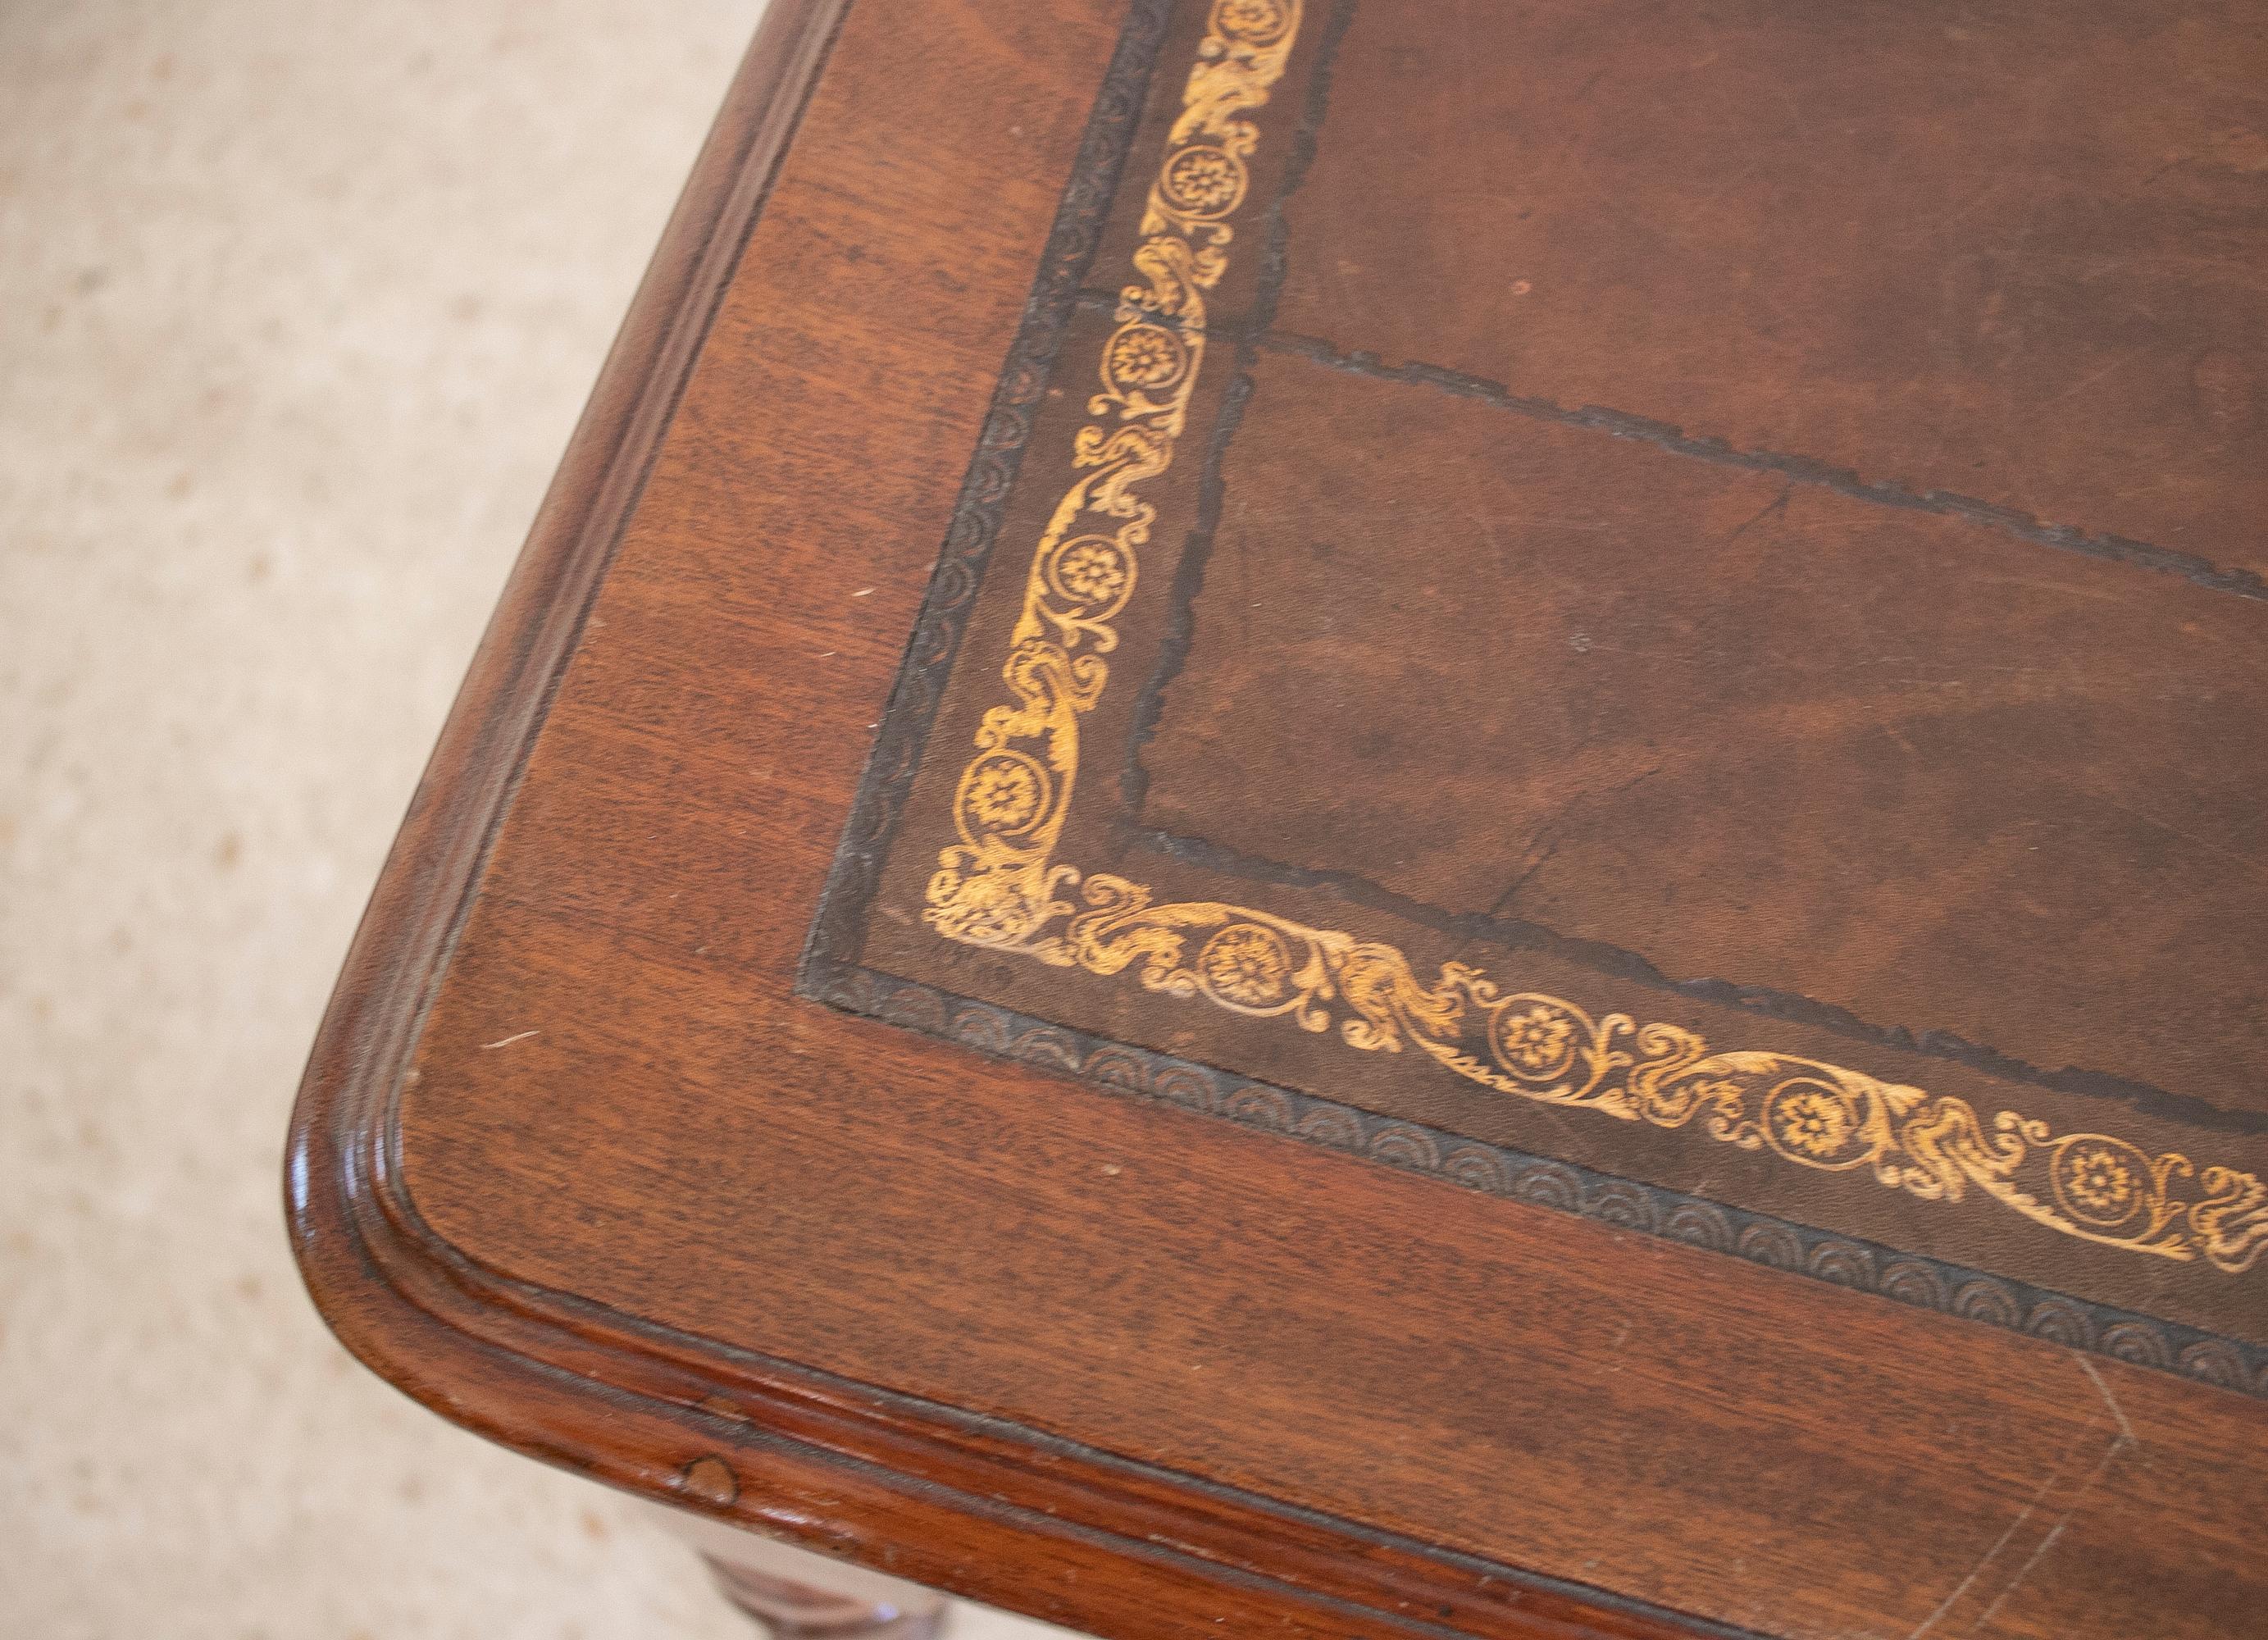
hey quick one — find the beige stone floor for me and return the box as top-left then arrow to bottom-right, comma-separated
0,4 -> 1074,1636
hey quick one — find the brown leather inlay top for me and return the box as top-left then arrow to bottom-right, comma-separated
847,0 -> 2268,1354
1136,344 -> 2268,1125
1274,0 -> 2268,579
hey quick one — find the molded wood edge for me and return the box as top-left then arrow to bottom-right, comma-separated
280,3 -> 1730,1635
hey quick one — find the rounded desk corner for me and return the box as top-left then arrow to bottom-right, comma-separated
276,4 -> 1785,1636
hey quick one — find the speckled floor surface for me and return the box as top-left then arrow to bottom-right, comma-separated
0,5 -> 1074,1636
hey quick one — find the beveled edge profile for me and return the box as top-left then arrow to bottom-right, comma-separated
276,3 -> 1737,1637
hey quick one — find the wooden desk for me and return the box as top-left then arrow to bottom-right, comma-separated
289,2 -> 2268,1635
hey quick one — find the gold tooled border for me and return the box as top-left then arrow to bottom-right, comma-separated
919,0 -> 2267,1277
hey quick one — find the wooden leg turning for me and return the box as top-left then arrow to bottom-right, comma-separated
649,1502 -> 950,1639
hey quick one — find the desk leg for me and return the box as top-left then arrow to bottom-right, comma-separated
649,1501 -> 950,1639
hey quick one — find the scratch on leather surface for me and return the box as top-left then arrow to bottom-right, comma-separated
1252,328 -> 2268,604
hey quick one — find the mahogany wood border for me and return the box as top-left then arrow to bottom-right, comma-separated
282,6 -> 1737,1636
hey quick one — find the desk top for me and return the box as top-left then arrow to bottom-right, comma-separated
289,3 -> 2268,1637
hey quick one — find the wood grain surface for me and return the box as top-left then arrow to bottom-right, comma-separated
289,3 -> 2268,1638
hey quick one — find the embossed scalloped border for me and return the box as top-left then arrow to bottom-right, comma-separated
816,967 -> 2268,1400
802,0 -> 2268,1396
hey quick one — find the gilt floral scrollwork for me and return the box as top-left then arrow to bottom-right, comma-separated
926,0 -> 1300,959
1211,0 -> 1295,47
918,0 -> 2268,1279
